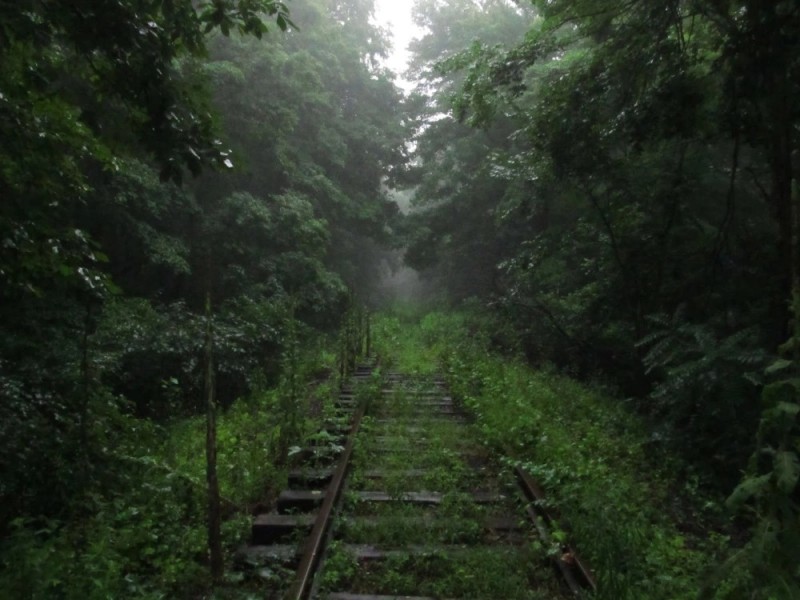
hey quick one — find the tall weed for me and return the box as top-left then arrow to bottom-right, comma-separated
378,308 -> 729,600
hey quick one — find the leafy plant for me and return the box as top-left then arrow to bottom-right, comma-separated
637,307 -> 766,484
712,290 -> 800,599
390,307 -> 730,600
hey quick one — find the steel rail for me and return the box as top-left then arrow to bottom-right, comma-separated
284,369 -> 596,599
515,466 -> 597,594
284,400 -> 367,600
442,383 -> 597,596
443,378 -> 597,594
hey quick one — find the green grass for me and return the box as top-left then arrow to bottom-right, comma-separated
322,543 -> 559,599
338,509 -> 486,545
319,362 -> 569,600
371,313 -> 443,374
0,342 -> 339,600
369,308 -> 733,600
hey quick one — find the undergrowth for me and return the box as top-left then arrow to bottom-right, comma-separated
372,308 -> 735,600
0,347 -> 336,599
321,370 -> 565,599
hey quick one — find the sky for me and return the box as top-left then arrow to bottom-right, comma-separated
372,0 -> 423,90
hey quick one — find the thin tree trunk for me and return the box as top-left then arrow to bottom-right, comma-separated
78,300 -> 93,491
587,190 -> 644,336
365,310 -> 371,357
768,70 -> 795,347
204,293 -> 223,583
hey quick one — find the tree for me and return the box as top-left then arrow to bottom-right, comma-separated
0,0 -> 291,300
404,0 -> 795,484
0,0 -> 296,526
198,0 -> 407,297
1,0 -> 408,532
402,0 -> 536,299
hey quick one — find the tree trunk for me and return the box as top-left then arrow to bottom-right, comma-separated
768,69 -> 795,347
365,310 -> 371,357
204,294 -> 223,584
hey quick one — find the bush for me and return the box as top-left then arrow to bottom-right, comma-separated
377,308 -> 732,600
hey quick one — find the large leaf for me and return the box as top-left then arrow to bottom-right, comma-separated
774,450 -> 800,494
765,358 -> 793,375
762,379 -> 800,408
726,473 -> 771,509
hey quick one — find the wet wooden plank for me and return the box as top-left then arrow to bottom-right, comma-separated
252,513 -> 315,544
355,491 -> 505,504
328,594 -> 445,600
277,489 -> 326,513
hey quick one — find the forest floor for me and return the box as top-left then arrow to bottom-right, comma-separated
0,308 -> 735,600
367,309 -> 735,600
313,370 -> 571,599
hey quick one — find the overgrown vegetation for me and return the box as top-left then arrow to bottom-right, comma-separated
320,366 -> 566,599
371,309 -> 741,599
398,1 -> 800,596
0,0 -> 402,595
1,0 -> 798,596
0,348 -> 329,597
402,0 -> 798,487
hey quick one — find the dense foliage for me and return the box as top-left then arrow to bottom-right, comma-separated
374,309 -> 730,600
2,0 -> 798,597
0,0 -> 404,595
401,0 -> 799,596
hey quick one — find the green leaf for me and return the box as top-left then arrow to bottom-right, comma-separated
766,359 -> 793,375
772,402 -> 800,418
726,473 -> 771,509
774,450 -> 800,494
762,379 -> 800,408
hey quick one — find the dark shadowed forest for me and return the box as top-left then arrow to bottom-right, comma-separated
0,1 -> 798,598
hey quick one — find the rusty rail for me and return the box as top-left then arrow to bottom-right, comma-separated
515,466 -> 597,594
283,368 -> 596,599
284,401 -> 367,600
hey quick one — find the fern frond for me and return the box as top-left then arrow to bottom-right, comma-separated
644,312 -> 671,329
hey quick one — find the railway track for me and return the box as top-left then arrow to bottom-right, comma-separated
239,362 -> 595,599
